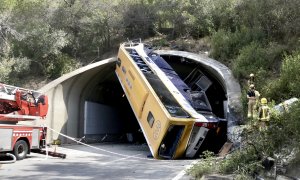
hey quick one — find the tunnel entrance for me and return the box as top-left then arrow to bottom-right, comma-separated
81,54 -> 228,155
82,76 -> 146,144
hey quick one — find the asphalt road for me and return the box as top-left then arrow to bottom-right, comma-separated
0,143 -> 197,180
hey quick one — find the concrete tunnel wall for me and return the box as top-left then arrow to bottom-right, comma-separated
37,58 -> 118,142
34,51 -> 242,143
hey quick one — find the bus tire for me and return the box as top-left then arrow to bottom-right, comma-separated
13,140 -> 28,160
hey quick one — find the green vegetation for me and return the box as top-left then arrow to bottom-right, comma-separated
265,52 -> 300,101
1,0 -> 300,178
188,102 -> 300,179
1,0 -> 299,87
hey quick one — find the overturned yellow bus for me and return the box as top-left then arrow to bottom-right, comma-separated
115,42 -> 226,159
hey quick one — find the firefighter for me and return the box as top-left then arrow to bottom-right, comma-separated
257,98 -> 270,131
247,84 -> 260,118
248,73 -> 255,86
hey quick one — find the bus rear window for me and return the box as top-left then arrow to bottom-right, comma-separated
158,125 -> 185,159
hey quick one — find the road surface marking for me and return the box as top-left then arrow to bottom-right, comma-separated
172,160 -> 198,180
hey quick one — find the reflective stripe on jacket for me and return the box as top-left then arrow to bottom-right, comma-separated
258,105 -> 270,121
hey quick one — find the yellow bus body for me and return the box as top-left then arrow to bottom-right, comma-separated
115,43 -> 196,159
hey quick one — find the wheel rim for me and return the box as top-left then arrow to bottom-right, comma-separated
17,144 -> 26,157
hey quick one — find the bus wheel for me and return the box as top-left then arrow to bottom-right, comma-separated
13,140 -> 28,160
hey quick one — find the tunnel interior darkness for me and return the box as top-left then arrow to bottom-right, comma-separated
82,55 -> 227,145
83,71 -> 145,143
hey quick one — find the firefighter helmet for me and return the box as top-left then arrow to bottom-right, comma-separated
249,84 -> 255,89
261,98 -> 267,104
250,73 -> 254,77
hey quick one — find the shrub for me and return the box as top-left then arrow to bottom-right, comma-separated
232,42 -> 268,80
280,52 -> 300,97
187,151 -> 217,178
219,147 -> 261,175
277,102 -> 300,145
188,101 -> 300,179
45,54 -> 80,79
221,102 -> 300,177
187,148 -> 259,179
210,29 -> 233,63
0,57 -> 14,83
0,56 -> 32,84
210,28 -> 265,65
150,37 -> 169,48
264,51 -> 300,101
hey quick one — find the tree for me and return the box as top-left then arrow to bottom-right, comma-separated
118,0 -> 157,39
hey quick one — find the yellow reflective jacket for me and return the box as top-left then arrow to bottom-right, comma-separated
258,105 -> 270,121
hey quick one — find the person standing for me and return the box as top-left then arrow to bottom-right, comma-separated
257,98 -> 270,131
248,73 -> 255,86
247,84 -> 260,118
247,84 -> 256,118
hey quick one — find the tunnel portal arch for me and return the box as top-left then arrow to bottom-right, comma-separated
37,51 -> 242,143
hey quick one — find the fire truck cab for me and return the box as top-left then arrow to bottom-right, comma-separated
0,83 -> 48,160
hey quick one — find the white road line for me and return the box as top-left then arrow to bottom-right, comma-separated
100,153 -> 143,165
47,126 -> 154,161
172,160 -> 198,180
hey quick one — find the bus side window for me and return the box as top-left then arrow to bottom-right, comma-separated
147,112 -> 155,128
117,58 -> 121,67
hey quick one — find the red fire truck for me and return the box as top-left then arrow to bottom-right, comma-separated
0,83 -> 48,160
